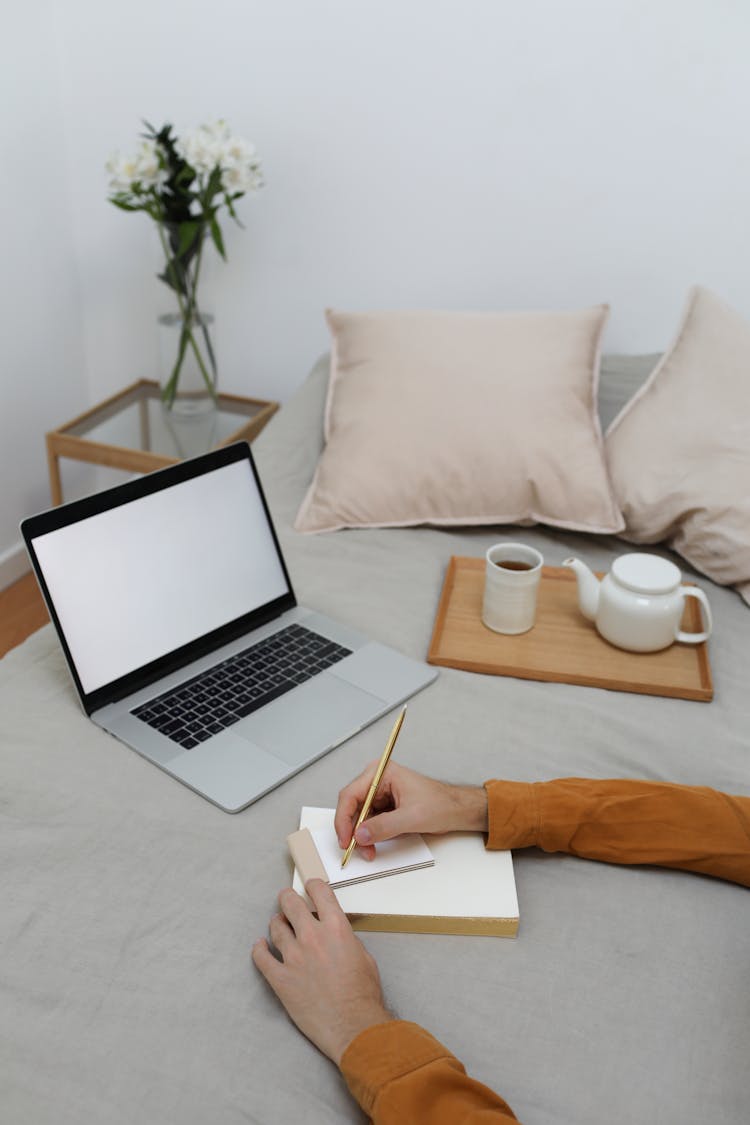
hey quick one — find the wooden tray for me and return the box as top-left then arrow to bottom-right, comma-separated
428,557 -> 713,702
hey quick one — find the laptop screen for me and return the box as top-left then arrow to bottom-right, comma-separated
26,453 -> 291,698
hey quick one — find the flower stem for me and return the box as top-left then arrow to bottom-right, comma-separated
156,222 -> 217,407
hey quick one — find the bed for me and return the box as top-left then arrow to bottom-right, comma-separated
2,353 -> 749,1125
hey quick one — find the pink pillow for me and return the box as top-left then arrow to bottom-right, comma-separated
295,307 -> 623,535
606,286 -> 750,605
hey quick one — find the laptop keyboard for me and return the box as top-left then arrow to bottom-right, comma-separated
131,624 -> 351,749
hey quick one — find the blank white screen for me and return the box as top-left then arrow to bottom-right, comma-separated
32,460 -> 289,694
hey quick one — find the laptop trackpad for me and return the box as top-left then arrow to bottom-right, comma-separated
169,733 -> 290,813
234,674 -> 385,767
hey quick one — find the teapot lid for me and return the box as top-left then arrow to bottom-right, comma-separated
611,553 -> 681,595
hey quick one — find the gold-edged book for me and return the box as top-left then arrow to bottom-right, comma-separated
289,807 -> 519,938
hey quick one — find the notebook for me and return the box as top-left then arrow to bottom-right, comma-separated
287,808 -> 435,889
290,807 -> 520,937
20,442 -> 438,813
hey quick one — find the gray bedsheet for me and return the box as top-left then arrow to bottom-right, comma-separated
2,356 -> 749,1125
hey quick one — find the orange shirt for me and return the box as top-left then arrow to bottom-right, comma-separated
341,778 -> 750,1124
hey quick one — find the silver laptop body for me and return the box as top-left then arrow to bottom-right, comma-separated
21,442 -> 437,812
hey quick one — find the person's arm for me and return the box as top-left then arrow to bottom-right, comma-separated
335,762 -> 750,886
252,880 -> 520,1124
341,1021 -> 518,1124
485,778 -> 750,887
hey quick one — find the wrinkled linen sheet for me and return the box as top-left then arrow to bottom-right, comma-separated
2,356 -> 749,1125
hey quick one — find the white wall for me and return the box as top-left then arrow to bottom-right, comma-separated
0,5 -> 88,585
2,0 -> 749,584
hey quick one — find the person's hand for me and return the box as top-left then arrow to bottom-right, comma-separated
252,879 -> 393,1065
335,761 -> 488,860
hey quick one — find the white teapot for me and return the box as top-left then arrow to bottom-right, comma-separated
562,553 -> 712,653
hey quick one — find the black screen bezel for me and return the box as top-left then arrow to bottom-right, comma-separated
20,441 -> 297,715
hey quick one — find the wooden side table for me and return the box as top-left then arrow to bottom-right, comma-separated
46,379 -> 279,506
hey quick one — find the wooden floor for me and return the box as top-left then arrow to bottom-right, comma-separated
0,573 -> 49,658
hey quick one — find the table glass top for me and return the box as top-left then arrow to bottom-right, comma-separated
64,382 -> 269,460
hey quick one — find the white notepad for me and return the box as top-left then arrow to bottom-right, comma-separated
305,816 -> 434,889
289,806 -> 519,937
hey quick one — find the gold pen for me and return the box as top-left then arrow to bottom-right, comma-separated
340,704 -> 407,868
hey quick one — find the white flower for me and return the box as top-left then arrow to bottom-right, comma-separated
176,122 -> 226,175
106,151 -> 140,192
106,140 -> 166,193
218,135 -> 263,195
221,157 -> 264,195
134,140 -> 167,189
203,119 -> 231,143
221,136 -> 256,166
176,121 -> 263,195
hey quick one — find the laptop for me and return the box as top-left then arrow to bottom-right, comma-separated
21,441 -> 437,812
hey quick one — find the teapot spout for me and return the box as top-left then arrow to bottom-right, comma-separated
562,557 -> 600,622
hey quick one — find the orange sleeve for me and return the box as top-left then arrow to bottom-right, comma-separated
341,1020 -> 519,1123
484,778 -> 750,886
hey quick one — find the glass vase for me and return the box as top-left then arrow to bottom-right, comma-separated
157,309 -> 218,457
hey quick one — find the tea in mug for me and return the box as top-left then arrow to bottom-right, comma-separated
494,560 -> 533,571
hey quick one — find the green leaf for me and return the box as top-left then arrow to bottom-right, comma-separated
204,165 -> 223,201
158,254 -> 190,299
209,216 -> 226,259
157,268 -> 179,293
175,163 -> 196,191
177,220 -> 202,256
224,194 -> 246,226
109,198 -> 143,212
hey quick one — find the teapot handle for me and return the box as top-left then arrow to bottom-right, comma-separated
675,586 -> 713,644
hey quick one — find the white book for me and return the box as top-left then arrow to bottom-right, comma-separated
289,807 -> 519,938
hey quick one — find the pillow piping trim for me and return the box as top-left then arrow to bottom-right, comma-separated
605,285 -> 699,439
322,309 -> 340,444
294,509 -> 624,536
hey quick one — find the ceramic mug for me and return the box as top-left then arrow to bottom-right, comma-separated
482,542 -> 544,635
